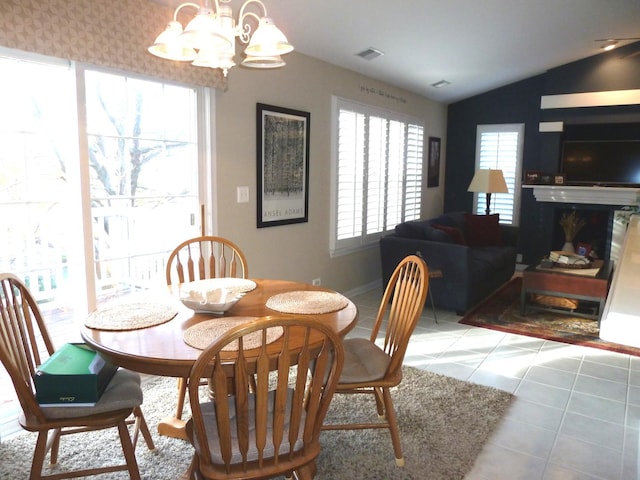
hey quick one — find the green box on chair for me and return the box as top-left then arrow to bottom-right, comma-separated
34,343 -> 118,406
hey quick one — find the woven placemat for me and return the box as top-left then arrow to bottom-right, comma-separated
84,303 -> 178,331
265,291 -> 349,314
183,318 -> 283,351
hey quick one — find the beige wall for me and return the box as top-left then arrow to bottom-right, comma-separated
215,52 -> 447,293
0,0 -> 447,294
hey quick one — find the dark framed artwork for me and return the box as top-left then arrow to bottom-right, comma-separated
427,136 -> 441,188
256,103 -> 310,228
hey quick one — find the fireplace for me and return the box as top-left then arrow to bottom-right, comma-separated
523,185 -> 639,263
552,207 -> 612,260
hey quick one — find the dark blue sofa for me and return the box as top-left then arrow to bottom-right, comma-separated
380,212 -> 519,315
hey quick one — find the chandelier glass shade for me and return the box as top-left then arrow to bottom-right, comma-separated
148,0 -> 294,76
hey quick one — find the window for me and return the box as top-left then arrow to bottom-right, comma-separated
474,124 -> 524,225
331,97 -> 424,255
0,49 -> 209,316
84,69 -> 202,302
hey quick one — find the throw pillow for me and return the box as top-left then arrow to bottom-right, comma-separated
464,213 -> 504,247
432,224 -> 466,245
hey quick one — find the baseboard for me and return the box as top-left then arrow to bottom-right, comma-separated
342,279 -> 382,298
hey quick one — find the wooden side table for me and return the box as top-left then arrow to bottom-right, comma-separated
520,260 -> 613,323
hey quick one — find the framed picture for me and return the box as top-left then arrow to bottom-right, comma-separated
553,174 -> 566,185
257,103 -> 310,228
427,137 -> 440,188
524,170 -> 552,185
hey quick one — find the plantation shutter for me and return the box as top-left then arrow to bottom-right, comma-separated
475,124 -> 524,225
336,109 -> 365,242
332,97 -> 424,255
404,124 -> 423,221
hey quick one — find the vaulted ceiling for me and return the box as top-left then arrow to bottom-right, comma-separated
150,0 -> 640,104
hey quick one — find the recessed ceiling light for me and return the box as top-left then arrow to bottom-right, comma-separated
431,80 -> 451,88
356,47 -> 384,61
602,40 -> 618,51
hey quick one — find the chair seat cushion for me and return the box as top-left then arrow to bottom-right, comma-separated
41,368 -> 143,420
339,338 -> 391,383
188,389 -> 305,464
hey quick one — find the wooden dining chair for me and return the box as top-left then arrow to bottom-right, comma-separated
165,235 -> 248,286
184,316 -> 344,480
321,254 -> 429,467
0,272 -> 155,480
165,235 -> 249,433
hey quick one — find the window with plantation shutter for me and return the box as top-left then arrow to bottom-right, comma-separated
331,97 -> 424,256
474,124 -> 524,225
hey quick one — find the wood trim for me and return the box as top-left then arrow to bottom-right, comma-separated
540,89 -> 640,109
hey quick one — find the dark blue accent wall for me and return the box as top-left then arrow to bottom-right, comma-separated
445,41 -> 640,264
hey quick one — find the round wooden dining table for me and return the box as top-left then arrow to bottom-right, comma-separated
80,278 -> 359,440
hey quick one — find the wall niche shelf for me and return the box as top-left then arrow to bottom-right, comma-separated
522,185 -> 640,206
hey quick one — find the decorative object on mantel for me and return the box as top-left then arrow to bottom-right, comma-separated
148,0 -> 294,77
524,170 -> 552,185
559,210 -> 586,253
467,169 -> 509,215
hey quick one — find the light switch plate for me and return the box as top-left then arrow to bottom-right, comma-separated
237,186 -> 249,203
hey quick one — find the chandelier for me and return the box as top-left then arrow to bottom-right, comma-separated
148,0 -> 294,77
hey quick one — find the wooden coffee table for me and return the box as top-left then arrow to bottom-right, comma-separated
520,260 -> 613,322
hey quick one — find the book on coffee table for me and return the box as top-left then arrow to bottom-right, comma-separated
549,250 -> 589,265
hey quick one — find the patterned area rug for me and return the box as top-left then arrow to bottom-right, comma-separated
460,277 -> 640,356
0,367 -> 512,480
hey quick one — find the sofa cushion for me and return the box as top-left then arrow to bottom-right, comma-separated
430,211 -> 466,230
432,224 -> 465,245
428,227 -> 454,243
464,214 -> 504,247
468,246 -> 515,284
395,221 -> 453,243
395,221 -> 427,239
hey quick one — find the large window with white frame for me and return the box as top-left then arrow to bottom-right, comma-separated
473,124 -> 524,225
0,48 -> 210,317
331,97 -> 424,256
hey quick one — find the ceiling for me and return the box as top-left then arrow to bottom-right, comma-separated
150,0 -> 640,104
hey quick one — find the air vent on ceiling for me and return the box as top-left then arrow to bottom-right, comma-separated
356,47 -> 384,60
431,80 -> 451,88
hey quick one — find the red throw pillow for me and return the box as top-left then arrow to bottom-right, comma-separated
464,214 -> 504,247
432,224 -> 466,245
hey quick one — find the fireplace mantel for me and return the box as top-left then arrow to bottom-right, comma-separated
522,185 -> 640,206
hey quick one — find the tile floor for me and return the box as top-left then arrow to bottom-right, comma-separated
2,286 -> 639,479
350,288 -> 640,480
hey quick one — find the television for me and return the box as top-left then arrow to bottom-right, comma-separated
560,140 -> 640,186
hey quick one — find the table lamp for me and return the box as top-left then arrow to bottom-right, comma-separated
467,169 -> 508,215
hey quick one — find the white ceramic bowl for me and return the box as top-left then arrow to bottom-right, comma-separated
180,293 -> 245,314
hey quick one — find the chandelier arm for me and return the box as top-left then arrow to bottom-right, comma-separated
237,0 -> 268,44
173,3 -> 201,21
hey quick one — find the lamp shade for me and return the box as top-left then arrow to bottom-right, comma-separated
467,169 -> 508,194
244,17 -> 294,56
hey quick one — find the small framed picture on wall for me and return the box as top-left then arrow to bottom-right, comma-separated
427,137 -> 440,188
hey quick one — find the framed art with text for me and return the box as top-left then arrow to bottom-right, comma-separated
257,103 -> 310,228
427,136 -> 440,188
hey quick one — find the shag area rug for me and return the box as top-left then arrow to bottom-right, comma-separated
0,367 -> 513,480
461,277 -> 640,356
